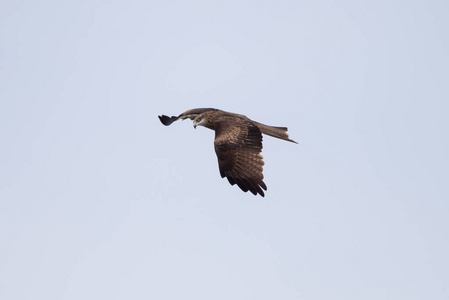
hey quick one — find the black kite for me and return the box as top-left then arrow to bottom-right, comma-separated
158,108 -> 297,197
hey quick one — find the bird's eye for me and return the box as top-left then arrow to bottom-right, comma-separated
197,117 -> 201,121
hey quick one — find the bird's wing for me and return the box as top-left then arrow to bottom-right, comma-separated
213,117 -> 267,197
158,108 -> 218,126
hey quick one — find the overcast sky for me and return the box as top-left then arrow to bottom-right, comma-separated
1,0 -> 448,299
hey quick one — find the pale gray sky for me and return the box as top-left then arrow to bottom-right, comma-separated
1,1 -> 448,299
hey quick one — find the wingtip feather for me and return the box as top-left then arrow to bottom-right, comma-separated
158,115 -> 178,126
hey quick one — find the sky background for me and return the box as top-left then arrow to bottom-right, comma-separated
1,0 -> 448,299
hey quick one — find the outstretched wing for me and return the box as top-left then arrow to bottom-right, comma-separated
214,117 -> 267,197
158,108 -> 218,126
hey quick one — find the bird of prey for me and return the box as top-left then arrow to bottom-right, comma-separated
158,108 -> 297,197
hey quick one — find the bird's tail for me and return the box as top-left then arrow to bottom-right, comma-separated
256,123 -> 298,144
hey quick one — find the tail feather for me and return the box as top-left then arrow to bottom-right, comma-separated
256,123 -> 298,144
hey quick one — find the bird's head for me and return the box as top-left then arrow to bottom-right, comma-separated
193,115 -> 207,129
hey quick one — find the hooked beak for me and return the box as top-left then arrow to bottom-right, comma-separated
193,124 -> 197,129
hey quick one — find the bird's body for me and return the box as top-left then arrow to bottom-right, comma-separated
158,108 -> 297,197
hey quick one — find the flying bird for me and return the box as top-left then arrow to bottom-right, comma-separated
158,108 -> 297,197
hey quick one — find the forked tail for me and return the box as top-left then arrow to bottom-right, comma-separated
256,123 -> 298,144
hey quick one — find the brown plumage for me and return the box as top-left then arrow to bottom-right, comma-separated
158,108 -> 297,197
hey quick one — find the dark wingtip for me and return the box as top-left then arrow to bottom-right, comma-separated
227,176 -> 267,197
158,115 -> 178,126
